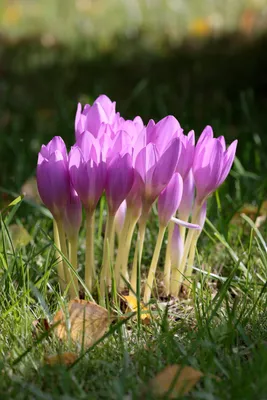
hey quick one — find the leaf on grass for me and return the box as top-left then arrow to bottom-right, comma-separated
9,224 -> 32,248
122,295 -> 151,324
44,352 -> 77,366
231,201 -> 267,228
150,364 -> 203,398
21,177 -> 41,204
53,299 -> 109,348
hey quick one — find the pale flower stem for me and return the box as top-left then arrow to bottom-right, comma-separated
53,219 -> 66,293
114,210 -> 132,287
119,218 -> 138,290
163,221 -> 174,296
85,210 -> 95,293
106,220 -> 116,285
68,235 -> 79,297
171,203 -> 202,297
185,232 -> 199,292
179,225 -> 186,244
100,213 -> 115,302
56,218 -> 76,299
143,225 -> 166,304
130,214 -> 147,293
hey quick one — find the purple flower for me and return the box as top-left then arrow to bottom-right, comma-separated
178,169 -> 195,219
193,126 -> 237,203
176,130 -> 195,179
106,130 -> 133,162
64,187 -> 82,239
69,132 -> 106,212
37,136 -> 69,218
114,200 -> 127,236
146,116 -> 183,153
135,137 -> 181,206
106,153 -> 134,215
126,171 -> 143,219
75,95 -> 118,139
158,173 -> 183,227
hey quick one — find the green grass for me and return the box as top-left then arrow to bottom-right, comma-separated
1,32 -> 267,399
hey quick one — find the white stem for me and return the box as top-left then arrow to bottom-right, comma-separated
144,225 -> 166,304
163,221 -> 174,295
53,219 -> 66,293
85,210 -> 95,293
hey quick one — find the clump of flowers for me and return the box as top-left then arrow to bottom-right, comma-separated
37,95 -> 237,303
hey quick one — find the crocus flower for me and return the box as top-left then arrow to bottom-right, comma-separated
114,200 -> 127,237
106,153 -> 134,215
75,95 -> 118,139
176,130 -> 195,179
63,187 -> 82,239
146,115 -> 183,153
69,132 -> 106,212
135,137 -> 181,207
193,126 -> 237,204
158,173 -> 183,227
178,169 -> 195,221
37,136 -> 69,218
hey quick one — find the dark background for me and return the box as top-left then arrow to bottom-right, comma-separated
1,0 -> 267,215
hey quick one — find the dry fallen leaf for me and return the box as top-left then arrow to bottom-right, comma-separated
32,318 -> 50,338
231,201 -> 267,228
150,364 -> 203,398
122,295 -> 151,324
53,299 -> 109,348
9,224 -> 32,248
44,352 -> 77,366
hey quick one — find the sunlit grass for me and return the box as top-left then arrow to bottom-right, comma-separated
1,171 -> 267,398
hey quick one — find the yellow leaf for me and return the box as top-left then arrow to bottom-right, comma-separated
9,224 -> 32,248
150,364 -> 203,398
122,295 -> 151,323
53,299 -> 109,348
2,5 -> 22,26
189,19 -> 211,37
44,352 -> 77,366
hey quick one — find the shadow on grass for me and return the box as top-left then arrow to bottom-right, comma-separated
0,31 -> 267,191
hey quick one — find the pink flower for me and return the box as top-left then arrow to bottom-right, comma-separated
135,137 -> 181,206
193,126 -> 237,203
106,153 -> 134,215
63,187 -> 82,239
69,132 -> 106,212
158,173 -> 183,227
75,94 -> 118,139
37,136 -> 69,218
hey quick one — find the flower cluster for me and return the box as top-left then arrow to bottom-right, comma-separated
37,94 -> 237,302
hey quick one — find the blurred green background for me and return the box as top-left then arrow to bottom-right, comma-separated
0,0 -> 267,211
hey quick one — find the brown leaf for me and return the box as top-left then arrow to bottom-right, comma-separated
32,318 -> 50,337
44,352 -> 77,366
255,215 -> 267,229
150,364 -> 203,398
231,202 -> 267,227
53,299 -> 109,348
122,295 -> 151,323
